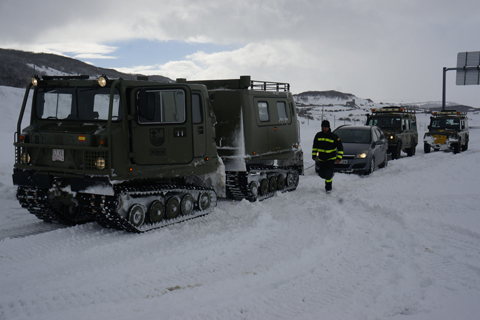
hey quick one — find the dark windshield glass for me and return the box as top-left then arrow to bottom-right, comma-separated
35,87 -> 121,121
335,129 -> 371,144
431,118 -> 460,129
367,116 -> 401,129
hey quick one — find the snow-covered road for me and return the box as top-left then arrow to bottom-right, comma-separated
1,86 -> 480,319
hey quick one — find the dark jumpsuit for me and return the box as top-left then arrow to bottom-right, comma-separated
312,129 -> 344,191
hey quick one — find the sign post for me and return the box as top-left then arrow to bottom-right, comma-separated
441,51 -> 480,111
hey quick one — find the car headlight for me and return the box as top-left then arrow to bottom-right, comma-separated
95,157 -> 106,170
355,151 -> 368,159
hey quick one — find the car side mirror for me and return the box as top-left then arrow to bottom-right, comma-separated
375,140 -> 384,145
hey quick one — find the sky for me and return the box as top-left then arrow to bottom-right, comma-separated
1,0 -> 480,106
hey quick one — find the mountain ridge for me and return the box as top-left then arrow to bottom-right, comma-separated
0,48 -> 171,88
1,48 -> 477,112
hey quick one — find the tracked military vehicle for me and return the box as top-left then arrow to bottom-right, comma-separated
424,110 -> 469,154
366,106 -> 418,159
13,75 -> 303,232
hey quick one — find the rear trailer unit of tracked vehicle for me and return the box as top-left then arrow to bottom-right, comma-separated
13,75 -> 303,232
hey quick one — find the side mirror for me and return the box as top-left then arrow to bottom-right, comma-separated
375,140 -> 384,145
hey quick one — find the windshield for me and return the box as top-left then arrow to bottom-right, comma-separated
367,116 -> 401,129
430,118 -> 460,130
35,87 -> 121,121
335,129 -> 371,144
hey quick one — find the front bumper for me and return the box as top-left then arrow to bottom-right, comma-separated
332,156 -> 370,174
424,135 -> 458,150
12,168 -> 111,192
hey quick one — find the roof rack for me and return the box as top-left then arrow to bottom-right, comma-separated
371,106 -> 415,114
249,80 -> 290,92
176,75 -> 290,92
432,110 -> 466,116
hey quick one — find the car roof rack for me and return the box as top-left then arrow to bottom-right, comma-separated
370,106 -> 415,114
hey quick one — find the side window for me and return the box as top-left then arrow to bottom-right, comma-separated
372,129 -> 380,141
410,118 -> 417,130
276,101 -> 289,122
192,93 -> 203,124
258,101 -> 270,122
376,129 -> 384,140
138,89 -> 185,124
93,93 -> 120,120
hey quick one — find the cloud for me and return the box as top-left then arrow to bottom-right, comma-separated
1,0 -> 479,105
116,41 -> 317,83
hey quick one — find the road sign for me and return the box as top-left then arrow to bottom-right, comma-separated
456,51 -> 480,85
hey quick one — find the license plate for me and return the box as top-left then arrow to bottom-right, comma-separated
339,159 -> 348,164
52,149 -> 64,161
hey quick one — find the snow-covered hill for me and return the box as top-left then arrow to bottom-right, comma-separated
1,85 -> 480,320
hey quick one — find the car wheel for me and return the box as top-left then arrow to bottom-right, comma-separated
453,142 -> 461,154
392,142 -> 402,160
380,152 -> 388,168
365,157 -> 375,175
407,143 -> 416,156
462,138 -> 469,151
424,142 -> 431,153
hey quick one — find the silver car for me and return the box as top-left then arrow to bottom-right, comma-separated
333,125 -> 388,175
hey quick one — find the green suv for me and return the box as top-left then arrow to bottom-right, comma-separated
424,110 -> 469,154
366,107 -> 418,159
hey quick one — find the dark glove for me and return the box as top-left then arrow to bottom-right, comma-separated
312,156 -> 316,161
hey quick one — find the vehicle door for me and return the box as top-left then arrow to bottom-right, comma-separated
401,118 -> 409,147
373,128 -> 386,164
192,92 -> 207,158
410,117 -> 418,146
131,86 -> 193,165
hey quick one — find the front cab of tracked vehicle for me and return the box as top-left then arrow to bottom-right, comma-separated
13,75 -> 220,228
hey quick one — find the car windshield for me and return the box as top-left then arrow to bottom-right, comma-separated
367,116 -> 401,129
35,87 -> 121,121
335,129 -> 371,144
431,118 -> 460,130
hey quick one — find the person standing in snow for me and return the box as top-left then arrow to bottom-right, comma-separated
312,120 -> 344,193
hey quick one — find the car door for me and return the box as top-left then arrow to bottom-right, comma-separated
375,128 -> 387,162
372,128 -> 384,166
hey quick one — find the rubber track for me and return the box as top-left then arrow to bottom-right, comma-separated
78,184 -> 217,233
16,187 -> 93,225
226,167 -> 300,202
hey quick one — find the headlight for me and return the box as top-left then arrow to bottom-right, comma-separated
355,151 -> 368,159
98,75 -> 108,87
20,152 -> 31,164
389,135 -> 394,140
31,75 -> 40,87
95,157 -> 106,170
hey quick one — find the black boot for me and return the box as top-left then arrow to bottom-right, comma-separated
325,180 -> 332,194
